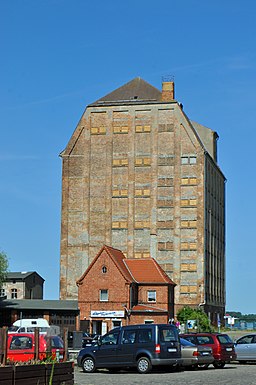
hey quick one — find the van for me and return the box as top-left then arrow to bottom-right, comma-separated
10,318 -> 50,333
77,324 -> 181,374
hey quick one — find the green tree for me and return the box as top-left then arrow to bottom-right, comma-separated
177,306 -> 213,332
0,251 -> 8,290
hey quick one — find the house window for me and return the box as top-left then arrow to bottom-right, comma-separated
102,266 -> 107,274
0,288 -> 5,297
147,290 -> 156,302
11,288 -> 18,299
100,289 -> 108,302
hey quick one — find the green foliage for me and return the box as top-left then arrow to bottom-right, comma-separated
0,251 -> 8,289
177,306 -> 213,332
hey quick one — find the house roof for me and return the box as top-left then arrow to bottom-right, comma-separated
89,77 -> 162,106
124,258 -> 175,285
0,299 -> 79,311
131,304 -> 168,313
77,245 -> 175,286
76,245 -> 134,285
5,272 -> 45,282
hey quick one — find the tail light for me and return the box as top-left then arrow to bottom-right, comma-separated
193,351 -> 200,357
155,344 -> 161,354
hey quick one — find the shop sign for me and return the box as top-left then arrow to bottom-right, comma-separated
91,310 -> 125,318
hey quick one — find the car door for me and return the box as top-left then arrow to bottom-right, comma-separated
236,335 -> 255,360
117,329 -> 137,365
95,330 -> 120,366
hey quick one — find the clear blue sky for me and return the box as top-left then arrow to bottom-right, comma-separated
1,0 -> 255,313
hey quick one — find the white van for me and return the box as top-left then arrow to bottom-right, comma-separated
10,318 -> 50,333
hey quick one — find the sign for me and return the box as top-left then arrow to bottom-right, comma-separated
187,319 -> 196,329
91,310 -> 125,318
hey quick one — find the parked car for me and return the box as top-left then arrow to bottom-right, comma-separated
235,333 -> 256,363
180,332 -> 236,368
180,337 -> 214,368
77,324 -> 182,374
7,333 -> 64,362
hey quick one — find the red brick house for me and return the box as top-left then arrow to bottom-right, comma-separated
76,245 -> 176,335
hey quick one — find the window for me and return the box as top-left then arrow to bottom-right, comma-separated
135,125 -> 151,133
181,155 -> 197,164
112,158 -> 128,167
0,288 -> 5,297
147,290 -> 156,302
137,329 -> 152,343
90,127 -> 106,135
10,336 -> 33,350
181,199 -> 197,207
181,177 -> 197,185
113,126 -> 129,134
135,157 -> 151,166
122,330 -> 136,344
11,288 -> 17,299
112,188 -> 128,197
101,331 -> 119,345
100,289 -> 108,302
112,221 -> 128,229
102,266 -> 107,274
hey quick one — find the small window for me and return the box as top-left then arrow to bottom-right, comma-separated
0,288 -> 5,297
122,330 -> 136,344
147,290 -> 156,302
101,331 -> 119,345
100,289 -> 108,302
102,266 -> 107,274
11,288 -> 17,299
137,329 -> 152,343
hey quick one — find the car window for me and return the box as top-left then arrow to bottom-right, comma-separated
183,335 -> 197,344
10,336 -> 33,350
180,338 -> 195,346
50,336 -> 64,348
217,335 -> 233,344
159,327 -> 176,342
137,329 -> 152,343
101,331 -> 119,345
237,335 -> 254,344
122,330 -> 136,344
197,336 -> 214,344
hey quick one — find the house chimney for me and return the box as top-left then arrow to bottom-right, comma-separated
161,81 -> 175,101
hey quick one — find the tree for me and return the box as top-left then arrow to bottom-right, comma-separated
0,251 -> 8,289
177,305 -> 213,332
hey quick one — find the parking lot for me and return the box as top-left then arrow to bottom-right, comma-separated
74,363 -> 256,385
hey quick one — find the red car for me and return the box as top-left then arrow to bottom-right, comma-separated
180,332 -> 236,368
7,333 -> 65,362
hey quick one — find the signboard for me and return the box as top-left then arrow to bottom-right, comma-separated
187,319 -> 196,329
91,310 -> 125,318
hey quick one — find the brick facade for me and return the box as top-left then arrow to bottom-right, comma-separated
60,78 -> 226,323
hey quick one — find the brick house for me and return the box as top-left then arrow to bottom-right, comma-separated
76,245 -> 176,335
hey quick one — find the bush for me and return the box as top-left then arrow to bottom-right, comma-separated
177,306 -> 213,332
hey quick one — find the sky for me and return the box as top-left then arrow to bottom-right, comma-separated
1,0 -> 256,313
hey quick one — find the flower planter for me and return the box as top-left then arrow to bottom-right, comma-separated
0,362 -> 74,385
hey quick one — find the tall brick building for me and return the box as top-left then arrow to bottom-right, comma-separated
60,78 -> 226,322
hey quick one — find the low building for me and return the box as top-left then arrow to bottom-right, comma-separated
0,299 -> 79,334
1,272 -> 44,300
77,245 -> 176,335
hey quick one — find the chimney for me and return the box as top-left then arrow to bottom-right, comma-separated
161,81 -> 175,101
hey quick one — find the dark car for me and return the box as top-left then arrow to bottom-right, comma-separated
180,332 -> 236,368
77,324 -> 181,374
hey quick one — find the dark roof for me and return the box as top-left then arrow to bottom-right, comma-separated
90,77 -> 162,106
6,272 -> 45,282
0,299 -> 79,311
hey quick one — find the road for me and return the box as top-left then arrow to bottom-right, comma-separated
74,363 -> 256,385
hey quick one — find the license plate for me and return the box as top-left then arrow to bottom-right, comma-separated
202,352 -> 210,355
168,348 -> 177,352
226,348 -> 232,351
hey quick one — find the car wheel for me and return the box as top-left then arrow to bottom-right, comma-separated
137,357 -> 152,374
213,361 -> 225,369
82,356 -> 96,373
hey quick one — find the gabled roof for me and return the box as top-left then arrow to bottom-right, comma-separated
77,245 -> 175,286
76,245 -> 134,285
5,272 -> 45,282
124,258 -> 175,285
90,77 -> 162,106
